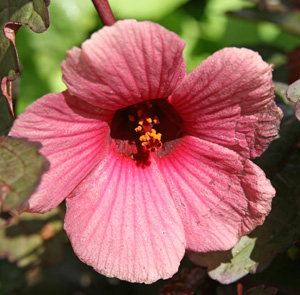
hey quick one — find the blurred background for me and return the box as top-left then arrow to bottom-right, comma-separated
2,0 -> 300,294
15,0 -> 300,113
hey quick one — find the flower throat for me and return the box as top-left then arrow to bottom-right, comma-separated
129,101 -> 162,153
110,99 -> 183,163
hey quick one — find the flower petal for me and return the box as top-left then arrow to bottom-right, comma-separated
62,19 -> 186,110
170,47 -> 282,158
64,143 -> 186,283
155,135 -> 275,252
9,91 -> 112,213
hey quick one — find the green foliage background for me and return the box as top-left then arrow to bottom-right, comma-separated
15,0 -> 300,113
2,0 -> 300,294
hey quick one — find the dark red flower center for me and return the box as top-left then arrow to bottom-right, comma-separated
110,99 -> 183,164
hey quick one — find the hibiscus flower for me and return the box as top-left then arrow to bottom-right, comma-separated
9,20 -> 282,283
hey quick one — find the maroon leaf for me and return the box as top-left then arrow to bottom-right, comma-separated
160,267 -> 207,295
244,285 -> 277,295
288,47 -> 300,84
0,136 -> 49,223
0,0 -> 50,117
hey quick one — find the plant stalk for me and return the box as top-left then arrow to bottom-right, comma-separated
92,0 -> 116,26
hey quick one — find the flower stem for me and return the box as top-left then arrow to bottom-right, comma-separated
237,282 -> 243,295
92,0 -> 116,26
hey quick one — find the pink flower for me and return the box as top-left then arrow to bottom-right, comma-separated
10,20 -> 282,283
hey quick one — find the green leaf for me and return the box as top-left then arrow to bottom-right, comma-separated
0,0 -> 50,125
188,236 -> 258,284
0,0 -> 50,81
109,0 -> 190,20
250,117 -> 300,269
189,115 -> 300,284
0,136 -> 49,213
287,79 -> 300,103
16,0 -> 97,113
0,208 -> 64,268
246,0 -> 300,13
228,8 -> 300,36
244,285 -> 277,295
0,95 -> 14,135
0,259 -> 26,295
286,79 -> 300,121
274,81 -> 291,105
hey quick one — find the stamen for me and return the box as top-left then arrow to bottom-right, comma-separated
111,98 -> 183,162
135,126 -> 142,132
138,127 -> 162,152
153,115 -> 160,125
128,115 -> 135,122
128,101 -> 163,153
146,101 -> 152,108
137,109 -> 143,117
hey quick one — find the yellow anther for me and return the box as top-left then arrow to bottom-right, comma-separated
139,135 -> 146,142
135,126 -> 142,132
155,133 -> 162,141
133,106 -> 162,151
128,115 -> 135,122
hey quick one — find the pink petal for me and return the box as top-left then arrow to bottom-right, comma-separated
154,135 -> 275,252
170,47 -> 282,159
62,19 -> 186,110
9,91 -> 112,213
64,143 -> 186,283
